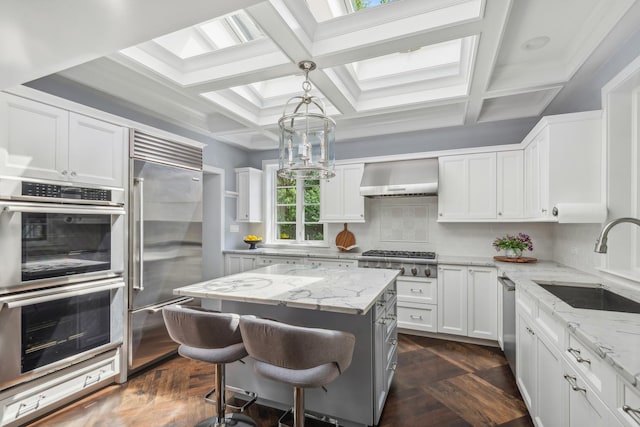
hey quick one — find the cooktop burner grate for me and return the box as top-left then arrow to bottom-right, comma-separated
361,250 -> 436,259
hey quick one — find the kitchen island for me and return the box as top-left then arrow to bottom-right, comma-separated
174,264 -> 399,427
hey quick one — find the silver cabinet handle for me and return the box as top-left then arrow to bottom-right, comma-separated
134,177 -> 144,291
61,170 -> 68,176
410,288 -> 423,294
410,314 -> 423,320
526,326 -> 535,335
390,362 -> 398,371
83,369 -> 105,387
387,289 -> 396,296
568,347 -> 591,365
389,339 -> 398,346
378,317 -> 388,324
16,394 -> 46,417
70,171 -> 77,177
563,374 -> 587,393
542,208 -> 548,213
623,405 -> 640,425
498,212 -> 503,216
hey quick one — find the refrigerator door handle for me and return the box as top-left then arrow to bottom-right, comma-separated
133,177 -> 144,291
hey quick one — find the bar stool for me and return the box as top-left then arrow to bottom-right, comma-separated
162,305 -> 257,427
239,315 -> 356,427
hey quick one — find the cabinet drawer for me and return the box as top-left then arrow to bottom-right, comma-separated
516,289 -> 537,318
397,303 -> 437,332
618,381 -> 640,426
1,355 -> 118,425
566,334 -> 615,404
397,277 -> 436,304
535,307 -> 565,350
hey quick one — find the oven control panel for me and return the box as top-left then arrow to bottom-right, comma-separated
22,182 -> 111,201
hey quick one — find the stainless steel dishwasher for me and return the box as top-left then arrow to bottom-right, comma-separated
499,275 -> 516,375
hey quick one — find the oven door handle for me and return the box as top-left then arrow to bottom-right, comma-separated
0,202 -> 125,216
0,278 -> 125,309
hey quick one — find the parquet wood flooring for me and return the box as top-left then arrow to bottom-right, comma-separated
28,334 -> 533,427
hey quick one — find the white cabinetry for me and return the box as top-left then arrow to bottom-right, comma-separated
467,267 -> 498,340
522,111 -> 602,220
397,276 -> 438,332
0,93 -> 125,187
255,255 -> 301,266
497,150 -> 524,219
437,265 -> 498,340
320,163 -> 365,222
438,153 -> 496,220
224,254 -> 257,275
235,167 -> 262,223
562,360 -> 616,427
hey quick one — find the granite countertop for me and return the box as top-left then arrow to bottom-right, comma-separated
502,263 -> 640,390
174,264 -> 399,315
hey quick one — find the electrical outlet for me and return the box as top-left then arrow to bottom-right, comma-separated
230,224 -> 239,233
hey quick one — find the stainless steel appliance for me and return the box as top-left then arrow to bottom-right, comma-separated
0,277 -> 125,391
499,274 -> 516,374
359,250 -> 437,278
128,130 -> 203,373
359,159 -> 438,198
0,179 -> 126,294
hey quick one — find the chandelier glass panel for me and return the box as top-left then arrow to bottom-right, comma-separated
278,61 -> 336,179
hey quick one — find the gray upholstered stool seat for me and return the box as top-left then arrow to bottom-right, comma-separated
163,305 -> 257,427
239,315 -> 356,427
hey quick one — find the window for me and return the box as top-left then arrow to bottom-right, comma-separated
266,164 -> 327,245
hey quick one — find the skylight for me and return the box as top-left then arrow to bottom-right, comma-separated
305,0 -> 398,22
153,10 -> 263,59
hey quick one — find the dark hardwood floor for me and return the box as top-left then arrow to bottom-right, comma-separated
29,334 -> 533,427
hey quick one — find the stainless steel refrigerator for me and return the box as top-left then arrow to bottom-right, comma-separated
128,130 -> 203,373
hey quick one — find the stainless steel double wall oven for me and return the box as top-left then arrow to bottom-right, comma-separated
0,177 -> 125,390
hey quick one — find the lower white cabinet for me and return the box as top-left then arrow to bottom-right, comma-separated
397,276 -> 438,332
437,264 -> 498,340
563,361 -> 617,427
224,254 -> 257,275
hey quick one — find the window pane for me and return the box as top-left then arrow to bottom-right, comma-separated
304,182 -> 320,204
304,224 -> 324,241
277,187 -> 296,204
304,205 -> 320,223
278,224 -> 296,240
277,176 -> 296,187
277,205 -> 296,222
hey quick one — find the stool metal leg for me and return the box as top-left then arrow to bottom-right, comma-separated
294,387 -> 304,427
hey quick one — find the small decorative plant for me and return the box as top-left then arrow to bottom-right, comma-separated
492,233 -> 533,258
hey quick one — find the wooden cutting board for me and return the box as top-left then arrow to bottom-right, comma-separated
335,223 -> 356,251
493,256 -> 537,263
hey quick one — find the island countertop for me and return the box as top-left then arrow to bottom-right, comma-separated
174,264 -> 400,315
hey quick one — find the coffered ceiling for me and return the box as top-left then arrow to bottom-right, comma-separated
13,0 -> 640,150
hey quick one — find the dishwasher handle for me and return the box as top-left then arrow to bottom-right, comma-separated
498,276 -> 516,292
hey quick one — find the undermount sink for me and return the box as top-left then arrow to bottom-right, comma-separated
534,281 -> 640,314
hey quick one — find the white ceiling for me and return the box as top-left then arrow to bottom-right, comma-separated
5,0 -> 640,151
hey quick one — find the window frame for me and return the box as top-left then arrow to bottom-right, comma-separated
265,163 -> 328,246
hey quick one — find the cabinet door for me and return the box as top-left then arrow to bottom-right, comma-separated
516,313 -> 537,412
437,265 -> 467,336
524,133 -> 551,218
467,153 -> 497,218
536,334 -> 564,427
68,113 -> 125,187
236,168 -> 262,222
467,267 -> 497,340
0,93 -> 69,181
563,362 -> 612,427
236,170 -> 250,221
438,153 -> 496,219
497,150 -> 524,219
320,163 -> 365,222
225,255 -> 256,275
438,156 -> 467,218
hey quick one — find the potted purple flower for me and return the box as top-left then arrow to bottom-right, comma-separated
492,233 -> 533,258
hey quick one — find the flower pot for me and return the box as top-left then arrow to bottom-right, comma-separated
504,248 -> 523,258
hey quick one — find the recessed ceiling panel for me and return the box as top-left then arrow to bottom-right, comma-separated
477,87 -> 562,123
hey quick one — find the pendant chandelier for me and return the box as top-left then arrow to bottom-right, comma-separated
277,60 -> 336,180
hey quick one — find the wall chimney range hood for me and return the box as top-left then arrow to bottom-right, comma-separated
359,158 -> 438,198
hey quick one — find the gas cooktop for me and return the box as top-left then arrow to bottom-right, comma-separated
361,250 -> 436,260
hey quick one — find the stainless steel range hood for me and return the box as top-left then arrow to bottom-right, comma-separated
360,158 -> 438,198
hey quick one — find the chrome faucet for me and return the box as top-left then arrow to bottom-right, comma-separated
594,217 -> 640,253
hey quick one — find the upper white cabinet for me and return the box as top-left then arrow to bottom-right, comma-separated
320,163 -> 365,222
497,150 -> 524,219
235,167 -> 262,223
0,93 -> 125,187
438,153 -> 496,220
522,111 -> 602,220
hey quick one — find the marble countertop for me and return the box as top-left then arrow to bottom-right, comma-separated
174,264 -> 399,315
503,263 -> 640,390
223,247 -> 362,259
